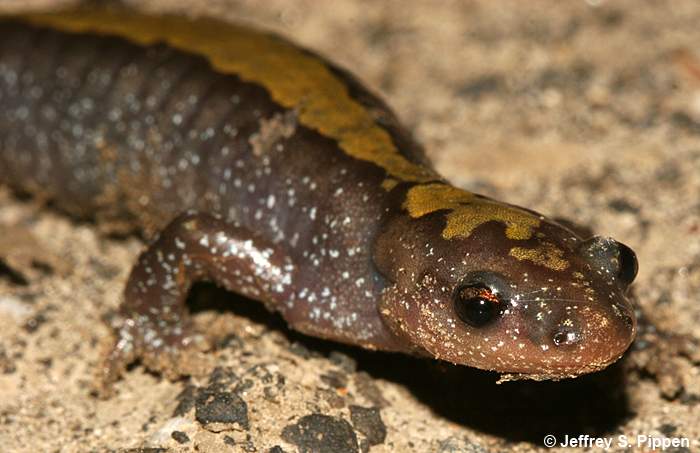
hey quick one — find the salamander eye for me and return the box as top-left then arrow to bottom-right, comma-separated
453,284 -> 502,327
616,241 -> 638,286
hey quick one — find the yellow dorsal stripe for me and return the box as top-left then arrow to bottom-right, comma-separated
21,9 -> 436,184
403,183 -> 541,240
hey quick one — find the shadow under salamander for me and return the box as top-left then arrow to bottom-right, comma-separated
189,283 -> 633,445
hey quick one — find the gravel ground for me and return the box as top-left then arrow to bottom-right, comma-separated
1,1 -> 699,452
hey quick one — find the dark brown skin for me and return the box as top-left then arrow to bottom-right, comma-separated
0,9 -> 638,391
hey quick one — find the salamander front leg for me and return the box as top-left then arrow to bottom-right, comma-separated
98,212 -> 294,394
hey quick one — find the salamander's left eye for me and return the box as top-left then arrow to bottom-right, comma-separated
453,284 -> 502,327
615,241 -> 638,286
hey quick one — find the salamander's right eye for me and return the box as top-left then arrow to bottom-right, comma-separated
453,284 -> 502,327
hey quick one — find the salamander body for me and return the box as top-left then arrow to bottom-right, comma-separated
0,9 -> 638,389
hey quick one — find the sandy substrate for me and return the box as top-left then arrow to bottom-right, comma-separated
0,1 -> 699,452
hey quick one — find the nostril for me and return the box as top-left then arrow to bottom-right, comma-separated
552,328 -> 581,346
615,305 -> 636,332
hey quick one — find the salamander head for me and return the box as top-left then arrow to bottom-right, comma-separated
376,184 -> 637,379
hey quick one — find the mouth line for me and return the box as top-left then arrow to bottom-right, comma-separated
495,359 -> 621,382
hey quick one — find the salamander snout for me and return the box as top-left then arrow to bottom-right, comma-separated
579,236 -> 638,288
549,305 -> 635,349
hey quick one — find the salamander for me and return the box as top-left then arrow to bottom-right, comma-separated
0,8 -> 638,391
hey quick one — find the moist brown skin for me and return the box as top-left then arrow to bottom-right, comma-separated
0,9 -> 637,391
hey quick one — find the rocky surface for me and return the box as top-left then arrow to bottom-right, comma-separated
0,0 -> 699,451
